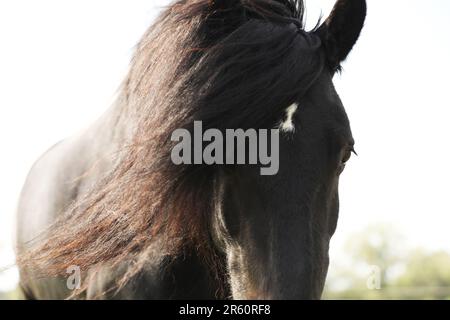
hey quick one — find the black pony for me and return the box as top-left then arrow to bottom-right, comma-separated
16,0 -> 366,299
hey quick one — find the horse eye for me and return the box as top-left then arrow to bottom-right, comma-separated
342,150 -> 352,164
337,149 -> 352,175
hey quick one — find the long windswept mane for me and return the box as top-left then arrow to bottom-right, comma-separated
18,0 -> 324,296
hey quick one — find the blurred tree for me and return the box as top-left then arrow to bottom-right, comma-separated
394,250 -> 450,299
324,225 -> 450,300
344,224 -> 406,288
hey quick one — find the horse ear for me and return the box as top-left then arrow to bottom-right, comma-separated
317,0 -> 367,70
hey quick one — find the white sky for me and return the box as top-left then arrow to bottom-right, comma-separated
1,0 -> 450,292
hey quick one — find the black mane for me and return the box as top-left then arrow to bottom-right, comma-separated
166,0 -> 325,131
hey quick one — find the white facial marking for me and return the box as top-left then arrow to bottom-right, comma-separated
280,103 -> 298,133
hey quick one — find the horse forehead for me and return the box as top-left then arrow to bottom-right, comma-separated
307,72 -> 349,119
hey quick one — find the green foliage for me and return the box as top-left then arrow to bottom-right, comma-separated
324,225 -> 450,300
